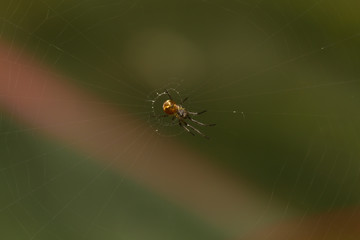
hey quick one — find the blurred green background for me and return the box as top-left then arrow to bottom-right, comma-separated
1,0 -> 360,239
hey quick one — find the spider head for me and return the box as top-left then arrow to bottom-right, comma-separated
163,100 -> 178,115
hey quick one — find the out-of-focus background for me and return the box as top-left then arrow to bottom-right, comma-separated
1,0 -> 360,239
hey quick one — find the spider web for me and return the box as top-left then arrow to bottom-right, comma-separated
1,0 -> 360,239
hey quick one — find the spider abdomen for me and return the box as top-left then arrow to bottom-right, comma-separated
163,100 -> 178,115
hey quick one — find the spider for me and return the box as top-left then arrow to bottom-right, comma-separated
156,89 -> 215,139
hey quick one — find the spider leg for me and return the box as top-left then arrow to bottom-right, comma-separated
179,121 -> 194,136
165,89 -> 172,100
182,120 -> 210,139
188,110 -> 207,115
181,97 -> 189,104
188,117 -> 216,127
